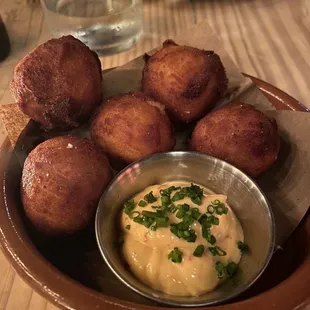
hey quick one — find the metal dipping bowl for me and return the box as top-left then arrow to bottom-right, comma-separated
95,151 -> 275,307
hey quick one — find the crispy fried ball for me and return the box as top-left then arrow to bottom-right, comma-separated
190,102 -> 280,178
11,36 -> 102,130
21,136 -> 112,235
142,40 -> 228,123
91,92 -> 175,163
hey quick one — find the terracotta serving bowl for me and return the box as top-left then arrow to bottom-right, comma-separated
0,75 -> 309,310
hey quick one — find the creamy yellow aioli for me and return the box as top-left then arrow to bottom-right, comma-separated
121,181 -> 244,296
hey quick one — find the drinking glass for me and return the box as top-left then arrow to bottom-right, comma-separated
40,0 -> 143,54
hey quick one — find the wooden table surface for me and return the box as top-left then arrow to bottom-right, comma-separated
0,0 -> 310,309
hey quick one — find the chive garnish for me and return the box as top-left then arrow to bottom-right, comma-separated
201,222 -> 216,245
208,246 -> 227,256
155,217 -> 169,227
193,245 -> 205,257
133,216 -> 143,224
215,261 -> 226,279
215,205 -> 225,215
169,205 -> 178,213
192,197 -> 202,205
142,210 -> 164,218
226,262 -> 238,277
138,200 -> 147,207
237,241 -> 249,254
212,199 -> 221,205
171,191 -> 185,202
143,216 -> 155,228
183,183 -> 203,205
215,203 -> 229,215
175,203 -> 190,219
125,225 -> 131,230
186,229 -> 197,242
168,247 -> 183,263
191,208 -> 201,220
210,215 -> 219,225
144,191 -> 157,203
198,214 -> 208,225
160,186 -> 181,196
170,219 -> 197,242
161,194 -> 171,207
215,261 -> 238,279
123,199 -> 135,215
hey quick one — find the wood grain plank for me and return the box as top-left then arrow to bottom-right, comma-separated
4,275 -> 33,310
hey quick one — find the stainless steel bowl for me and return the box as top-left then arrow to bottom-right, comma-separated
95,151 -> 275,307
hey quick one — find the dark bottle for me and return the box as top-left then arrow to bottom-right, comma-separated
0,15 -> 10,62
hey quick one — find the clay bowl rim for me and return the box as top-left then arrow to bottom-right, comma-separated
0,73 -> 309,310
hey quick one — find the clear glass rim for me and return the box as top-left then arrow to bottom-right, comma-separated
40,0 -> 142,19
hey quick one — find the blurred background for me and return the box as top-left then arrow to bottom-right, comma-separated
1,0 -> 309,103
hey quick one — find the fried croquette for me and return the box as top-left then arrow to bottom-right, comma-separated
142,40 -> 228,123
11,36 -> 102,130
91,92 -> 175,163
21,136 -> 112,235
190,102 -> 280,178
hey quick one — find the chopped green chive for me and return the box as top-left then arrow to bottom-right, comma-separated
171,191 -> 185,202
160,186 -> 181,196
198,214 -> 208,225
124,199 -> 135,215
202,226 -> 216,244
208,246 -> 227,256
215,203 -> 229,215
193,245 -> 205,257
125,225 -> 131,230
155,217 -> 169,227
138,200 -> 147,207
210,215 -> 219,225
160,189 -> 169,196
185,230 -> 197,242
226,262 -> 238,277
216,205 -> 224,215
215,261 -> 227,279
237,241 -> 249,254
161,194 -> 171,207
222,206 -> 229,214
191,208 -> 201,220
168,247 -> 183,263
142,210 -> 164,218
183,184 -> 203,205
143,216 -> 155,228
144,191 -> 157,203
133,216 -> 143,224
192,197 -> 202,205
215,261 -> 238,279
170,220 -> 197,242
212,199 -> 221,205
175,203 -> 190,219
169,205 -> 178,213
200,216 -> 217,245
150,225 -> 157,231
